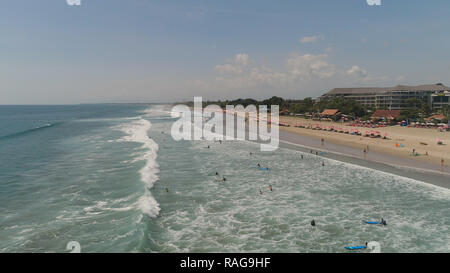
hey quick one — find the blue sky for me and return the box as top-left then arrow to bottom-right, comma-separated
1,0 -> 450,104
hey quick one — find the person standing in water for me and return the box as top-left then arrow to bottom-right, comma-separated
165,188 -> 169,193
311,219 -> 316,226
269,185 -> 272,191
322,161 -> 325,166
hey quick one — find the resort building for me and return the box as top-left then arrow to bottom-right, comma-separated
320,84 -> 450,110
431,91 -> 450,109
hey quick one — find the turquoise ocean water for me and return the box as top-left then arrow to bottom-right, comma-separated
0,104 -> 449,252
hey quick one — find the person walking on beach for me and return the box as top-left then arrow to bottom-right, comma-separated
363,148 -> 367,159
441,158 -> 445,172
321,138 -> 324,146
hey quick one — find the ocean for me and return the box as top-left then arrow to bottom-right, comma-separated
0,104 -> 449,253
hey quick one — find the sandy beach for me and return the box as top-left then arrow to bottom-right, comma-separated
278,116 -> 450,177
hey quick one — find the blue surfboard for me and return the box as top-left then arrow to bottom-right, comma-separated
365,221 -> 381,224
345,246 -> 367,250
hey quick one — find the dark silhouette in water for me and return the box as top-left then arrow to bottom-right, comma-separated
311,219 -> 316,226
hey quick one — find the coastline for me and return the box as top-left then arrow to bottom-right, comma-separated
277,117 -> 450,189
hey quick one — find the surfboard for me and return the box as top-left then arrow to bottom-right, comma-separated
345,246 -> 367,250
365,221 -> 381,224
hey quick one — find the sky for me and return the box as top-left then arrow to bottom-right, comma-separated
1,0 -> 450,104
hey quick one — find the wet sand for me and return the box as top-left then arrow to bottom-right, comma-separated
277,122 -> 450,189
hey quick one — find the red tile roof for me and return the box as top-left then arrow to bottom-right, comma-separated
426,114 -> 447,121
321,109 -> 340,116
371,110 -> 400,119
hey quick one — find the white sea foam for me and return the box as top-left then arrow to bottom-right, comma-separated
115,117 -> 161,217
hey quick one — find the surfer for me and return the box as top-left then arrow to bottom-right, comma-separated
257,163 -> 261,167
223,177 -> 227,181
259,189 -> 263,195
381,218 -> 387,225
215,172 -> 219,176
311,219 -> 316,226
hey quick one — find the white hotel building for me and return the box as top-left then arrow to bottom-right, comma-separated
320,84 -> 450,110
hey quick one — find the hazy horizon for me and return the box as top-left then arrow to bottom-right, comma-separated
2,0 -> 450,104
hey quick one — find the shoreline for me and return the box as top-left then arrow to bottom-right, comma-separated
277,125 -> 450,190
